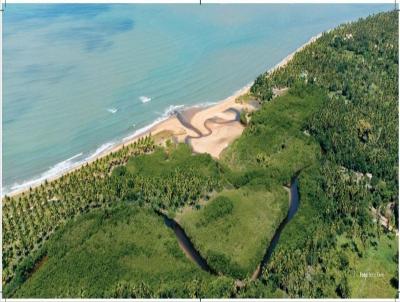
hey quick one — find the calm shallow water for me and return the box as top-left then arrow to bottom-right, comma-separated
3,4 -> 392,194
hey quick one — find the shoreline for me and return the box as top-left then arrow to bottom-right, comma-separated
3,32 -> 322,198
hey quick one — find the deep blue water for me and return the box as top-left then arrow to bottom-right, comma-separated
3,4 -> 392,194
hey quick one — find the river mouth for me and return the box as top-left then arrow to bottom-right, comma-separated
176,108 -> 241,146
156,177 -> 300,281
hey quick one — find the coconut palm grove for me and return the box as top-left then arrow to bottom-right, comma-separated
2,9 -> 399,299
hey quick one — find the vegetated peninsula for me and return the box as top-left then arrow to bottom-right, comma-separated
2,10 -> 398,298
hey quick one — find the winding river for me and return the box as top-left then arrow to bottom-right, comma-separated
252,177 -> 299,279
155,209 -> 216,274
158,177 -> 300,280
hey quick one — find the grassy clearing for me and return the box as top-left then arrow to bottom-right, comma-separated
346,233 -> 398,298
12,204 -> 220,298
4,12 -> 397,298
175,86 -> 325,280
179,185 -> 288,279
153,129 -> 175,145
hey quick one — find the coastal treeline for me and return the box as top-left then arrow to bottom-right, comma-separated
2,136 -> 157,285
11,204 -> 236,298
115,144 -> 222,210
247,10 -> 398,297
2,10 -> 398,298
256,12 -> 398,189
3,140 -> 224,297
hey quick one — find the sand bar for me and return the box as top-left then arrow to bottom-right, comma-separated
5,32 -> 322,198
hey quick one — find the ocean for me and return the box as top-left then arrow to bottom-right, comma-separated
3,4 -> 392,194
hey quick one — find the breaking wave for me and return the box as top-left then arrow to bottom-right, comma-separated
107,108 -> 118,114
139,96 -> 152,103
5,152 -> 84,195
123,104 -> 185,142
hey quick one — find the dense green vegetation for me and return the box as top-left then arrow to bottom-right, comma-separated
11,204 -> 233,298
263,165 -> 397,298
3,10 -> 398,298
176,82 -> 326,280
257,11 -> 398,194
2,137 -> 156,284
179,186 -> 288,278
251,10 -> 398,298
222,83 -> 324,181
348,233 -> 398,298
4,142 -> 226,297
116,144 -> 223,210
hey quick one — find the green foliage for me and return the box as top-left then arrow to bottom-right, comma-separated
271,11 -> 398,187
247,10 -> 398,298
3,10 -> 398,299
207,251 -> 240,277
110,281 -> 153,298
237,280 -> 287,298
2,141 -> 221,290
180,186 -> 288,279
3,247 -> 47,297
262,163 -> 398,298
348,233 -> 398,298
222,82 -> 324,184
117,144 -> 223,210
10,205 -> 218,297
2,136 -> 156,284
239,110 -> 248,125
200,196 -> 234,225
336,277 -> 351,298
251,72 -> 273,102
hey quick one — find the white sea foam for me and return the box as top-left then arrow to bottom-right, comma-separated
5,152 -> 84,195
161,104 -> 185,117
86,142 -> 115,161
122,119 -> 163,142
139,96 -> 152,103
192,101 -> 219,108
3,98 -> 223,196
107,108 -> 118,114
4,82 -> 256,197
123,104 -> 184,142
3,141 -> 120,196
3,103 -> 189,196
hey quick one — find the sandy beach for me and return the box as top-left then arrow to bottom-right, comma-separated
6,33 -> 321,197
150,83 -> 255,158
147,33 -> 322,158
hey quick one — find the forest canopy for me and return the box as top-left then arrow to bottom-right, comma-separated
2,10 -> 398,299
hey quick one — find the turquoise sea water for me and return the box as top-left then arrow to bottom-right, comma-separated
3,4 -> 392,194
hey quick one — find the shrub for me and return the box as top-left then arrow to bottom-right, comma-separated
239,110 -> 248,126
202,196 -> 234,225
